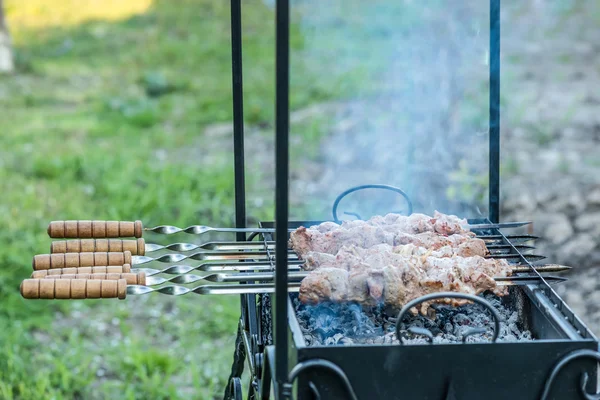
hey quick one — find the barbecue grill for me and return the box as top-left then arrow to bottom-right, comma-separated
222,0 -> 600,399
19,0 -> 600,399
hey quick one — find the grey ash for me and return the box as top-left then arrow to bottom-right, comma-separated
294,293 -> 533,346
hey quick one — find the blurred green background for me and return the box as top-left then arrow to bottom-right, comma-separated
1,0 -> 600,399
0,0 -> 331,398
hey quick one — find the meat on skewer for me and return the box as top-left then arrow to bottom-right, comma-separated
310,212 -> 470,235
290,212 -> 479,258
298,251 -> 512,313
302,242 -> 490,271
291,225 -> 487,259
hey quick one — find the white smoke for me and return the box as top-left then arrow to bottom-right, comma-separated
287,0 -> 493,220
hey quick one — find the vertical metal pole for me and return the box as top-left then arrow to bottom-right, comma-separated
275,0 -> 290,397
489,0 -> 501,223
231,0 -> 247,240
223,2 -> 248,399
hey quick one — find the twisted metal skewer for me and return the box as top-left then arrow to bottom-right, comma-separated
132,251 -> 298,265
144,241 -> 275,253
142,272 -> 567,286
145,225 -> 291,235
142,241 -> 528,254
134,261 -> 303,276
127,283 -> 302,296
126,275 -> 566,297
145,271 -> 308,285
144,221 -> 532,235
131,252 -> 542,265
133,262 -> 570,277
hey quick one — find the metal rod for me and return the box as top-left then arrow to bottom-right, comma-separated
231,0 -> 246,242
275,0 -> 290,396
132,251 -> 296,265
134,263 -> 570,276
489,0 -> 501,223
125,276 -> 566,296
142,272 -> 566,286
130,250 -> 538,265
469,221 -> 529,230
481,234 -> 538,243
144,221 -> 531,235
134,260 -> 303,276
144,241 -> 276,252
127,283 -> 302,296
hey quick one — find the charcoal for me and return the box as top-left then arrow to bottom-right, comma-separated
294,293 -> 534,346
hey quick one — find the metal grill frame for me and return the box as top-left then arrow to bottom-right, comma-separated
224,0 -> 600,399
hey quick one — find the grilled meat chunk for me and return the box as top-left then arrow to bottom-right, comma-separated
298,267 -> 349,304
298,250 -> 511,310
290,212 -> 479,259
294,212 -> 505,312
302,242 -> 489,271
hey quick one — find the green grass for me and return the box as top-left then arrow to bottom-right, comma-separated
4,1 -> 598,398
0,0 -> 348,398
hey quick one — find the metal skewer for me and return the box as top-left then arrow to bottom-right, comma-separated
144,241 -> 275,252
481,234 -> 538,243
134,263 -> 571,277
144,221 -> 532,235
467,221 -> 531,230
125,275 -> 565,296
50,237 -> 532,256
141,271 -> 567,286
19,273 -> 567,300
131,251 -> 298,265
47,219 -> 533,239
30,249 -> 546,271
129,252 -> 542,265
135,260 -> 303,275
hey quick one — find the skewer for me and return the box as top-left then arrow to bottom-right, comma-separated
49,238 -> 531,256
488,254 -> 545,262
141,272 -> 567,286
19,275 -> 567,300
50,239 -> 275,256
131,252 -> 539,265
29,263 -> 572,279
46,219 -> 532,239
133,262 -> 571,277
481,234 -> 538,243
137,260 -> 303,275
131,251 -> 296,265
30,249 -> 546,271
467,221 -> 531,230
486,244 -> 534,251
144,221 -> 532,235
126,275 -> 564,296
31,250 -> 291,270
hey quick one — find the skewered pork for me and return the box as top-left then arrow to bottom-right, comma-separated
302,242 -> 489,271
311,212 -> 469,235
298,249 -> 512,312
291,226 -> 487,259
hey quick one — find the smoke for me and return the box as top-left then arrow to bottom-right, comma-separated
287,0 -> 492,220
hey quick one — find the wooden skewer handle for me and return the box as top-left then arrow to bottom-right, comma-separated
20,278 -> 127,300
47,220 -> 143,238
41,272 -> 145,285
31,265 -> 131,278
51,238 -> 145,256
32,251 -> 132,270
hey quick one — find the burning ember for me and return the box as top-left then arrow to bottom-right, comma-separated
294,293 -> 533,346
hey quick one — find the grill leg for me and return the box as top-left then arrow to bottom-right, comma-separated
223,323 -> 247,400
228,377 -> 243,400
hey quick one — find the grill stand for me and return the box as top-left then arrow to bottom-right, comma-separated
221,0 -> 600,398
